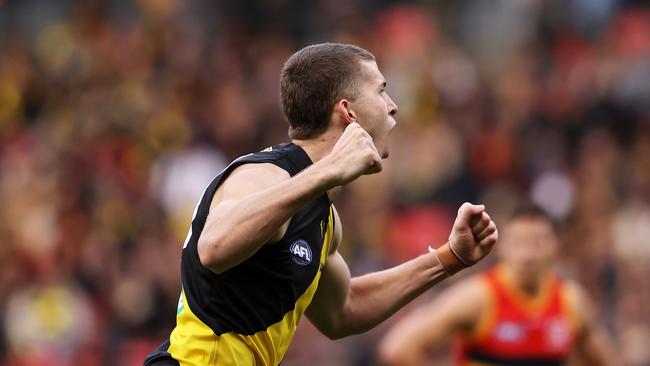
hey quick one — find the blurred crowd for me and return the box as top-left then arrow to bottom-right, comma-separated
0,0 -> 649,365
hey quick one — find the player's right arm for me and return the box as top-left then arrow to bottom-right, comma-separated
198,122 -> 382,274
377,277 -> 488,366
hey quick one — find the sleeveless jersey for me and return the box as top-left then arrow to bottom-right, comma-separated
454,266 -> 580,366
144,143 -> 334,366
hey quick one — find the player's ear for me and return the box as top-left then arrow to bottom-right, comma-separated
336,99 -> 357,125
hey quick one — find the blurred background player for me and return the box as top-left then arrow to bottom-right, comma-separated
379,202 -> 620,366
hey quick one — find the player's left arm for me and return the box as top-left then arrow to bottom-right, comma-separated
568,281 -> 621,366
306,203 -> 497,339
305,237 -> 444,339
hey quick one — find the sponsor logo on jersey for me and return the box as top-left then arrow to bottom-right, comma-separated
290,240 -> 312,266
494,322 -> 525,342
545,318 -> 570,349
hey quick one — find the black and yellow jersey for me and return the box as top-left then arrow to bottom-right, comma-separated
145,143 -> 334,366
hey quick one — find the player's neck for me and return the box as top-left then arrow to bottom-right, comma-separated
292,129 -> 343,201
291,128 -> 340,164
517,279 -> 543,298
504,266 -> 545,298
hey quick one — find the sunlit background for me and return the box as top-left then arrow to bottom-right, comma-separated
0,0 -> 649,365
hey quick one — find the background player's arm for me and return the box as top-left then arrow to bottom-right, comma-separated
198,122 -> 382,274
305,204 -> 497,340
568,282 -> 621,366
377,279 -> 487,366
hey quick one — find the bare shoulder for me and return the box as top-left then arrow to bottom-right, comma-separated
438,274 -> 491,330
388,274 -> 490,340
562,278 -> 593,310
212,163 -> 290,205
562,278 -> 595,326
439,274 -> 490,309
412,274 -> 490,326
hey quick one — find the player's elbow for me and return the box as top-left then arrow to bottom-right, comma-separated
321,328 -> 344,340
197,234 -> 231,274
312,313 -> 354,340
317,320 -> 348,340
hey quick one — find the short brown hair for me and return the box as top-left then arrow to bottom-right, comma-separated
510,201 -> 557,230
280,43 -> 375,139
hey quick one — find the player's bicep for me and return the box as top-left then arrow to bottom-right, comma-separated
305,251 -> 351,339
210,163 -> 290,226
197,163 -> 291,263
210,163 -> 290,211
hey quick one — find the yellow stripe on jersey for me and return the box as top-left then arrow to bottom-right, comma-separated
168,207 -> 334,366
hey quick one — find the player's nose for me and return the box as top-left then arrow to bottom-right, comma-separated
387,95 -> 398,116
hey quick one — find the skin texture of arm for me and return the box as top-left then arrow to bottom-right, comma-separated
567,282 -> 621,366
376,277 -> 488,365
305,207 -> 492,341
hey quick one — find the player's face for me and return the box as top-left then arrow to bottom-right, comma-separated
499,218 -> 558,283
350,60 -> 398,159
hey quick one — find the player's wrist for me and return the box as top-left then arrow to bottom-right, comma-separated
430,242 -> 467,276
313,155 -> 344,188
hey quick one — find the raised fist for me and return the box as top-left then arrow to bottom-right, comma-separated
324,123 -> 383,186
436,202 -> 498,275
449,202 -> 498,265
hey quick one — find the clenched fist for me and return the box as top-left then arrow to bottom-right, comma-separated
436,202 -> 498,275
323,123 -> 383,186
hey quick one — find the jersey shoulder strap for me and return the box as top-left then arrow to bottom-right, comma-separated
235,143 -> 313,177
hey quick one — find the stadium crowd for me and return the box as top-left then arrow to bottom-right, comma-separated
0,0 -> 648,365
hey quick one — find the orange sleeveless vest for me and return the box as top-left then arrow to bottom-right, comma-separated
455,266 -> 580,366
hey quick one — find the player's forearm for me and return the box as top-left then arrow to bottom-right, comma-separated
580,328 -> 622,366
336,251 -> 448,337
198,161 -> 336,273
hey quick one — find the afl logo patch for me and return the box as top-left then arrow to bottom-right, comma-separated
290,240 -> 312,266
